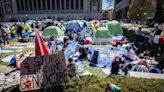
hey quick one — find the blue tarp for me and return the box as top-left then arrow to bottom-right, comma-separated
64,42 -> 128,68
22,32 -> 32,38
64,42 -> 78,59
89,48 -> 126,68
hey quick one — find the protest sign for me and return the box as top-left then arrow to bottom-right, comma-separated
20,51 -> 67,91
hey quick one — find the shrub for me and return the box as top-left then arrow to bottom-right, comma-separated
4,76 -> 164,92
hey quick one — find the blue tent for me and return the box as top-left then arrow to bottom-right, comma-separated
66,20 -> 84,32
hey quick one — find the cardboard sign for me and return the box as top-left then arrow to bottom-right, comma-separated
20,51 -> 67,91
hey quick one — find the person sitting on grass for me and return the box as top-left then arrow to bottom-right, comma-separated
67,58 -> 76,77
78,46 -> 88,60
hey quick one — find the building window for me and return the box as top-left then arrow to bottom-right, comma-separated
16,0 -> 20,11
57,0 -> 60,10
71,0 -> 74,9
5,4 -> 12,13
76,0 -> 79,9
29,0 -> 33,10
61,0 -> 64,9
25,0 -> 28,11
47,0 -> 51,10
38,0 -> 41,10
66,0 -> 69,10
80,0 -> 83,9
33,0 -> 37,10
4,0 -> 11,2
20,0 -> 24,11
52,0 -> 55,10
43,0 -> 46,10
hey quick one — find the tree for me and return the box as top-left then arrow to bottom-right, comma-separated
127,0 -> 156,20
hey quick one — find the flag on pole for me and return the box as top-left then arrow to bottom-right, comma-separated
35,28 -> 50,56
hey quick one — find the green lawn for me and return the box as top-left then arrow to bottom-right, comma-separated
4,76 -> 164,92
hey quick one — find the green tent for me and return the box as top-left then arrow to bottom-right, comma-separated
106,20 -> 123,35
96,27 -> 112,38
42,26 -> 64,38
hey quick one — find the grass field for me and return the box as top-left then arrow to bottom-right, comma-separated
4,75 -> 164,92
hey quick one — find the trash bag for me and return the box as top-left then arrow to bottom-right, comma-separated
151,68 -> 161,73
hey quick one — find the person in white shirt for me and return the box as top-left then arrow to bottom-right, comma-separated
48,36 -> 57,54
124,46 -> 137,61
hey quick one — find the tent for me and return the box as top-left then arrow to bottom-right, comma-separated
96,27 -> 112,38
93,27 -> 113,44
42,26 -> 64,40
106,20 -> 123,35
42,19 -> 53,23
25,20 -> 35,24
66,20 -> 84,32
89,20 -> 100,29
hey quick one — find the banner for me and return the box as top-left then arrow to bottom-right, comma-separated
20,51 -> 67,91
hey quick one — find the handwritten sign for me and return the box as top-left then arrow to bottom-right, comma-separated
20,51 -> 67,91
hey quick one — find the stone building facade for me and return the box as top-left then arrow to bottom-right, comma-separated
1,0 -> 103,21
114,0 -> 131,19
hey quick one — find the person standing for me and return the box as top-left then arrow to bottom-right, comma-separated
135,27 -> 144,53
16,24 -> 23,39
23,23 -> 30,32
0,24 -> 9,45
9,25 -> 16,38
48,36 -> 57,54
153,29 -> 162,59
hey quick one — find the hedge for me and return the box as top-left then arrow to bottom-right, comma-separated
122,27 -> 150,42
4,76 -> 164,92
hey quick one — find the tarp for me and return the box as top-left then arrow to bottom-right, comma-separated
42,26 -> 64,38
81,20 -> 93,28
96,27 -> 112,38
81,20 -> 95,34
106,20 -> 123,35
42,19 -> 53,23
66,20 -> 84,32
25,20 -> 35,24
